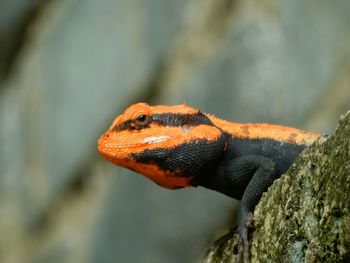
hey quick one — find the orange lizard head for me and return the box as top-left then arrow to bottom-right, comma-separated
98,103 -> 226,189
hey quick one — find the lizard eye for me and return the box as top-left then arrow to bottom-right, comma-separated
135,114 -> 150,127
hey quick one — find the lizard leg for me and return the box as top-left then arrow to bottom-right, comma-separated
236,155 -> 276,263
202,155 -> 277,262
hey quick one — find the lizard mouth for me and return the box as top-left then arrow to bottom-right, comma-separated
97,132 -> 174,165
97,133 -> 172,154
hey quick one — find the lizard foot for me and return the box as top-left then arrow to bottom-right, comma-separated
205,212 -> 254,263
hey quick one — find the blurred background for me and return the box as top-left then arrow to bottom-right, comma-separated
0,0 -> 349,262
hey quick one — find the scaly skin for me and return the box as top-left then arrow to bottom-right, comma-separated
98,103 -> 320,262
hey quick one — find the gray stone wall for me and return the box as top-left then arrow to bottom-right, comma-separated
0,0 -> 349,262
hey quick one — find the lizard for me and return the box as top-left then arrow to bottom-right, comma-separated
97,102 -> 320,262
